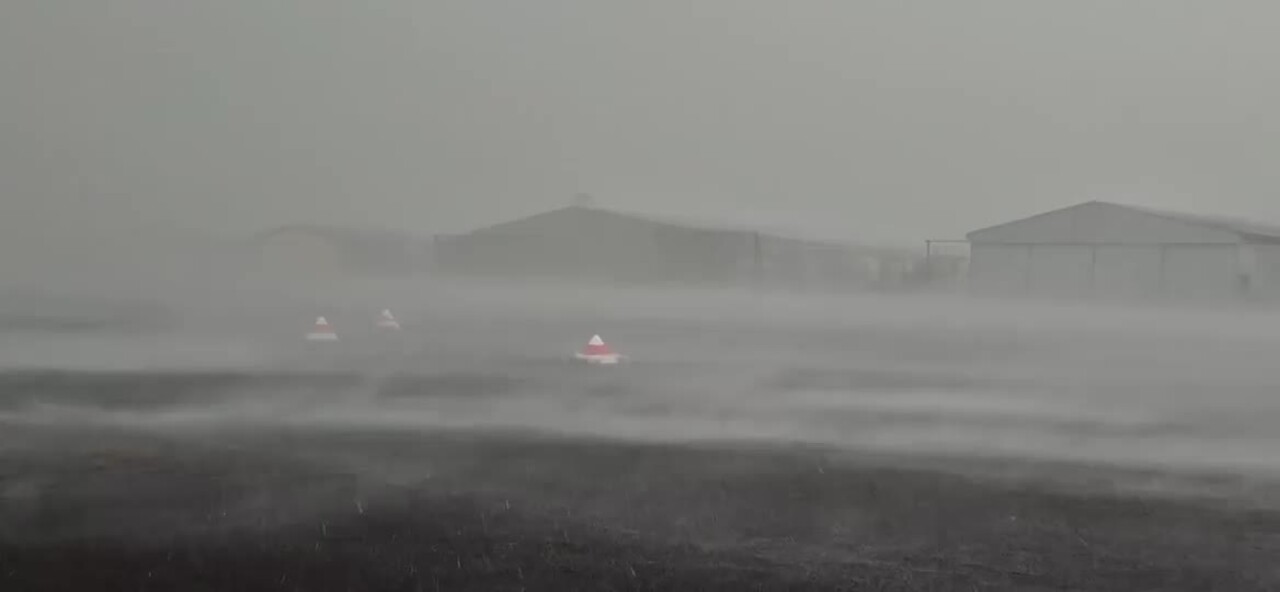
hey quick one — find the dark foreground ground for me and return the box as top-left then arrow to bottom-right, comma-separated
3,413 -> 1280,591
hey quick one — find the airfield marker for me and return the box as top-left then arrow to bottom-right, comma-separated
575,334 -> 623,365
376,309 -> 401,330
305,316 -> 339,342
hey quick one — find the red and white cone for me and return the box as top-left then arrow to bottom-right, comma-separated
575,334 -> 622,365
376,309 -> 401,330
306,316 -> 339,342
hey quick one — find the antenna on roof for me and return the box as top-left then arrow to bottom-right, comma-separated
572,193 -> 595,208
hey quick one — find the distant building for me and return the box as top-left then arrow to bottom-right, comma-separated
433,205 -> 914,290
252,225 -> 430,277
966,201 -> 1280,301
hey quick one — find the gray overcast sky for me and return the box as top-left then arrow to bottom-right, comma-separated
3,1 -> 1280,252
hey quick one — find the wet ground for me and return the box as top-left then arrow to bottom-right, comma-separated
4,282 -> 1280,589
3,413 -> 1280,591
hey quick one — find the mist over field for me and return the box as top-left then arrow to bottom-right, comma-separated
6,268 -> 1280,493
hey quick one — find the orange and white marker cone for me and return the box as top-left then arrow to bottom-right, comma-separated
306,316 -> 339,342
575,334 -> 622,365
376,309 -> 401,330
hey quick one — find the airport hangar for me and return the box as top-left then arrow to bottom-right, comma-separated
966,200 -> 1280,301
432,205 -> 917,290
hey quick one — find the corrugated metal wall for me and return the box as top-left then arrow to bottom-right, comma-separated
1092,246 -> 1163,299
967,242 -> 1249,301
967,244 -> 1030,295
1247,245 -> 1280,300
1027,245 -> 1094,298
1161,245 -> 1242,301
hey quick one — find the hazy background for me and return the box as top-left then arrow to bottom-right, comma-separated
3,1 -> 1279,275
